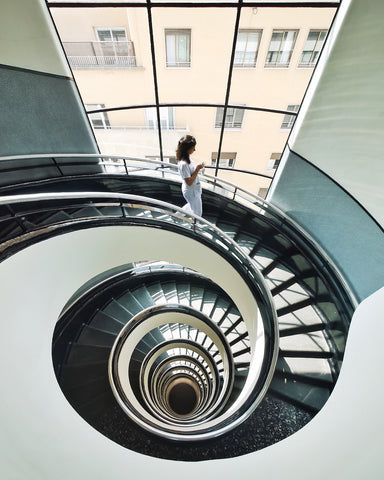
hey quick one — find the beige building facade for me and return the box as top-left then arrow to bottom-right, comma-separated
51,3 -> 336,195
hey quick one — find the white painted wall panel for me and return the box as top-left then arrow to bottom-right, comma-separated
289,0 -> 384,227
0,0 -> 71,77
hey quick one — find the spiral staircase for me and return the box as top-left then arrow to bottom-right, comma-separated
0,163 -> 356,460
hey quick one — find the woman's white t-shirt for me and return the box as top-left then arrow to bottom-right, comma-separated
178,159 -> 200,190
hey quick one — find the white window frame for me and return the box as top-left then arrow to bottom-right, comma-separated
215,107 -> 245,130
280,104 -> 299,130
85,103 -> 110,129
165,29 -> 191,68
298,29 -> 327,68
265,29 -> 299,68
145,107 -> 175,130
211,152 -> 237,169
95,27 -> 129,57
266,153 -> 281,172
234,29 -> 263,68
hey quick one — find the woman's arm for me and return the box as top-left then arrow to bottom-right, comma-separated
185,162 -> 205,186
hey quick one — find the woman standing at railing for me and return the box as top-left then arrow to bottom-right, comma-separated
176,135 -> 205,216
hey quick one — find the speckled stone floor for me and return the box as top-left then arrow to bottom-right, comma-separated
89,393 -> 312,462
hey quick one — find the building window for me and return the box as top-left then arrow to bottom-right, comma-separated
165,29 -> 191,67
265,30 -> 298,68
266,153 -> 281,172
146,107 -> 175,130
85,104 -> 110,129
258,188 -> 268,199
215,107 -> 245,129
211,152 -> 237,168
281,104 -> 299,129
95,28 -> 133,59
234,30 -> 262,68
299,30 -> 327,67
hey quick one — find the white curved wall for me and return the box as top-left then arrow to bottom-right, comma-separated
0,0 -> 71,77
287,0 -> 384,227
0,226 -> 383,479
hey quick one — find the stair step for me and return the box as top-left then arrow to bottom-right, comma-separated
215,221 -> 239,239
39,210 -> 72,226
72,206 -> 103,218
66,343 -> 110,365
147,282 -> 168,305
278,305 -> 323,331
279,331 -> 330,353
76,324 -> 117,348
272,284 -> 310,310
103,298 -> 136,321
273,369 -> 334,389
124,206 -> 152,218
279,349 -> 334,359
211,297 -> 231,324
75,391 -> 115,420
277,298 -> 314,317
90,310 -> 126,334
97,205 -> 122,216
130,286 -> 155,310
176,282 -> 191,306
59,361 -> 107,389
190,285 -> 204,310
161,281 -> 179,304
201,290 -> 218,317
271,270 -> 315,296
275,357 -> 333,382
269,376 -> 330,413
66,376 -> 110,406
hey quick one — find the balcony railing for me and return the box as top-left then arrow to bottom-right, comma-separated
63,41 -> 138,69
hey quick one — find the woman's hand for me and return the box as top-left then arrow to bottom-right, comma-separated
196,162 -> 205,171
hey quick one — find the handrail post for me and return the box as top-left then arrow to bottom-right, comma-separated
124,158 -> 129,175
121,201 -> 126,218
52,157 -> 64,176
6,205 -> 28,233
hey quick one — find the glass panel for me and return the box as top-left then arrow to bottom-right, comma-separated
154,7 -> 234,104
51,7 -> 156,104
217,109 -> 287,196
90,108 -> 160,161
300,30 -> 328,66
166,33 -> 177,66
170,105 -> 222,168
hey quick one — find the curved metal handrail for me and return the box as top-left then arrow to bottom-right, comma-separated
0,152 -> 272,181
0,189 -> 278,440
0,152 -> 362,309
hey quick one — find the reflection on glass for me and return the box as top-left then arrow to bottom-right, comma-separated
215,107 -> 245,129
234,30 -> 262,68
299,30 -> 327,67
165,29 -> 191,68
154,7 -> 234,104
265,30 -> 298,67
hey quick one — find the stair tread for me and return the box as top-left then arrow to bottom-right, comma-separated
76,324 -> 117,347
147,282 -> 168,305
72,206 -> 103,218
279,331 -> 330,352
103,298 -> 136,321
130,285 -> 155,310
90,310 -> 126,333
66,343 -> 110,365
176,282 -> 191,306
269,376 -> 330,412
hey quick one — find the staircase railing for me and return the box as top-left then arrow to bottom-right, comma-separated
0,152 -> 359,310
0,190 -> 279,440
